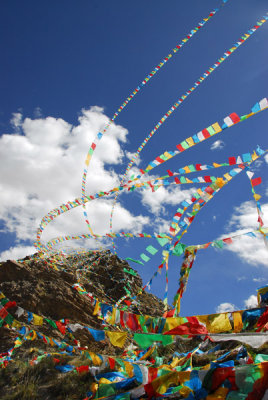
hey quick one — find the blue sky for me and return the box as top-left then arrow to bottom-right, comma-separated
0,0 -> 267,316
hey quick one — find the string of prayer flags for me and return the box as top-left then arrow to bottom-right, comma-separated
108,17 -> 268,239
29,6 -> 268,336
35,144 -> 266,256
80,4 -> 225,236
173,249 -> 198,316
143,101 -> 267,175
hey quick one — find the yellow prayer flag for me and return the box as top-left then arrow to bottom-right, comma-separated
164,151 -> 173,160
197,315 -> 209,326
12,320 -> 22,330
164,317 -> 185,332
99,378 -> 112,384
85,155 -> 91,166
184,166 -> 191,174
106,331 -> 127,348
197,188 -> 204,196
224,173 -> 232,181
186,137 -> 195,147
211,122 -> 222,133
215,178 -> 225,188
254,194 -> 261,201
88,351 -> 102,366
233,311 -> 243,333
109,307 -> 116,325
33,314 -> 43,326
124,361 -> 134,377
93,300 -> 100,316
207,313 -> 232,333
252,151 -> 258,161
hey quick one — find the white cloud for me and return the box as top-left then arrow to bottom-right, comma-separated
10,112 -> 23,132
244,294 -> 258,309
125,151 -> 141,166
0,107 -> 149,255
210,140 -> 225,150
141,184 -> 196,216
222,201 -> 268,267
216,302 -> 237,313
0,245 -> 37,261
253,277 -> 266,283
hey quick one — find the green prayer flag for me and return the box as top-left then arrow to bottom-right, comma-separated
125,258 -> 144,265
255,354 -> 268,363
123,267 -> 137,276
0,298 -> 8,306
98,383 -> 116,398
160,154 -> 168,161
181,140 -> 190,149
138,315 -> 148,333
207,125 -> 215,135
146,245 -> 158,255
172,243 -> 186,257
4,314 -> 14,325
156,235 -> 169,247
213,240 -> 224,249
188,164 -> 196,172
133,333 -> 173,349
140,253 -> 150,262
45,318 -> 57,329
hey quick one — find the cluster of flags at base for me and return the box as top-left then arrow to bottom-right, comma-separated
1,283 -> 268,399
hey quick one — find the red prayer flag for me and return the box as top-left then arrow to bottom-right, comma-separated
251,177 -> 262,187
148,367 -> 158,383
229,112 -> 240,123
205,186 -> 214,195
56,321 -> 66,335
4,301 -> 16,309
256,308 -> 268,332
176,144 -> 184,152
76,365 -> 89,374
202,129 -> 210,138
108,357 -> 115,369
228,157 -> 236,165
204,176 -> 212,183
164,317 -> 208,336
163,309 -> 175,318
0,307 -> 8,320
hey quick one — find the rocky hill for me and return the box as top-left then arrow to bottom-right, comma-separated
0,250 -> 267,400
